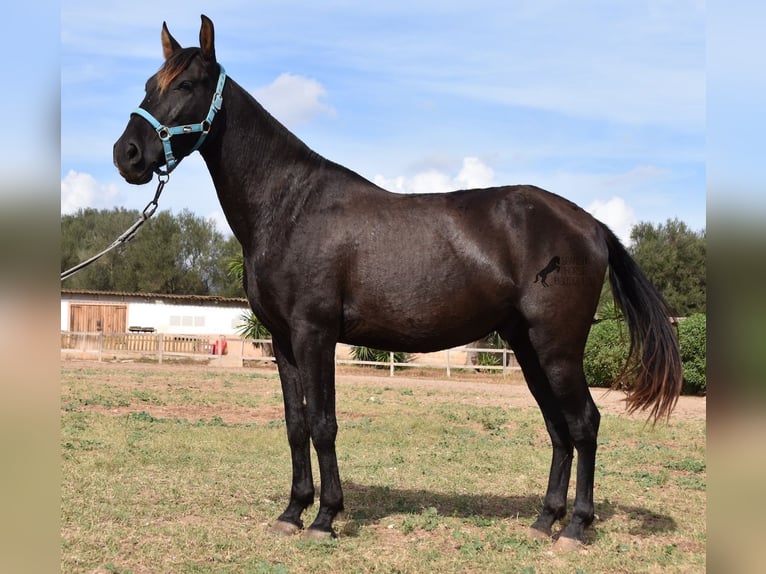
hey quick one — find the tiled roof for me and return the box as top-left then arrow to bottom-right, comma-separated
61,289 -> 248,305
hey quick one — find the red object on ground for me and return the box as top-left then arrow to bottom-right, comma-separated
211,338 -> 228,355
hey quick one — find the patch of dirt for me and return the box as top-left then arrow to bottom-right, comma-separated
334,371 -> 706,420
62,359 -> 706,421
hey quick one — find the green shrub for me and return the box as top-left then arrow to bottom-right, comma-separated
584,314 -> 707,396
235,311 -> 274,359
583,319 -> 631,388
477,331 -> 505,367
350,346 -> 410,369
236,311 -> 271,341
678,314 -> 706,395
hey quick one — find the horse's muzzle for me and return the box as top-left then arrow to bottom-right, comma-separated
113,138 -> 156,185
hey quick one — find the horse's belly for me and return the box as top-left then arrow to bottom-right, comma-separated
340,295 -> 513,353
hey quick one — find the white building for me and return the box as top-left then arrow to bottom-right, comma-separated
60,289 -> 250,336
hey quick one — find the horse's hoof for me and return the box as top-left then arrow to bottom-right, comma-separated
302,527 -> 335,541
268,520 -> 301,536
527,526 -> 552,541
553,536 -> 586,553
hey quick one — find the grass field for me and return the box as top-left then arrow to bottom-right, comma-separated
61,361 -> 706,573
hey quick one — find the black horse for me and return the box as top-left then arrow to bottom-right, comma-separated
114,16 -> 682,550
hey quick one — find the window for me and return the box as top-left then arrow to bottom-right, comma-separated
170,314 -> 205,328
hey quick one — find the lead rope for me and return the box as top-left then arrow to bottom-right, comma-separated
60,174 -> 168,281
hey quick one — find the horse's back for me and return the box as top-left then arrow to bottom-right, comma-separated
336,182 -> 607,283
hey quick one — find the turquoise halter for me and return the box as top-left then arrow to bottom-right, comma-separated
132,65 -> 226,175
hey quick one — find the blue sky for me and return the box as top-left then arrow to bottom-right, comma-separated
61,1 -> 706,243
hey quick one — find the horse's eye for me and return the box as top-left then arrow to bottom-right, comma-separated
177,80 -> 193,92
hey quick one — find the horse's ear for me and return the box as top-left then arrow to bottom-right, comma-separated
161,22 -> 182,60
199,14 -> 216,61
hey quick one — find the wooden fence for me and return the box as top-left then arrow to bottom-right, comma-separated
61,331 -> 211,363
60,331 -> 520,377
334,345 -> 520,377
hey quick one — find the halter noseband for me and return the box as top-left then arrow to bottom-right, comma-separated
132,65 -> 227,175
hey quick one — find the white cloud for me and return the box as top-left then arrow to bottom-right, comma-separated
455,157 -> 496,189
374,160 -> 638,244
374,157 -> 495,194
252,73 -> 336,127
61,170 -> 119,214
586,196 -> 636,246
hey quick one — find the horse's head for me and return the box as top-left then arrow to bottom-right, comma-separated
113,15 -> 224,184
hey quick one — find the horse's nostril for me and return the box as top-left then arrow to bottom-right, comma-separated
127,142 -> 139,161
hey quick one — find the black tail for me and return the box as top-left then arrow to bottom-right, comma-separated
601,224 -> 683,422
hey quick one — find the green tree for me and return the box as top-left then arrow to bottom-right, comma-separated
129,210 -> 184,293
173,209 -> 243,295
628,218 -> 706,316
61,207 -> 244,296
61,207 -> 145,291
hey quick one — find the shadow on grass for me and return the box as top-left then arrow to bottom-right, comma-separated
343,481 -> 541,522
595,498 -> 678,536
339,482 -> 677,538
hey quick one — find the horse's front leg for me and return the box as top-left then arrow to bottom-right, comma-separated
294,326 -> 344,538
269,340 -> 315,535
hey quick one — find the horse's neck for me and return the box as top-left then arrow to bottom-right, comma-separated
200,78 -> 324,249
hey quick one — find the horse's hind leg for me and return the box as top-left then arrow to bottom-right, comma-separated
502,321 -> 600,546
503,328 -> 573,536
549,367 -> 600,547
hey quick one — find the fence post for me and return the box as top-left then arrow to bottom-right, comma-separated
158,333 -> 164,364
446,348 -> 451,378
389,351 -> 394,377
502,348 -> 507,376
98,332 -> 103,362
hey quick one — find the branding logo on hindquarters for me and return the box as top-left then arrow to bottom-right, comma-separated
533,255 -> 587,287
533,256 -> 560,286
